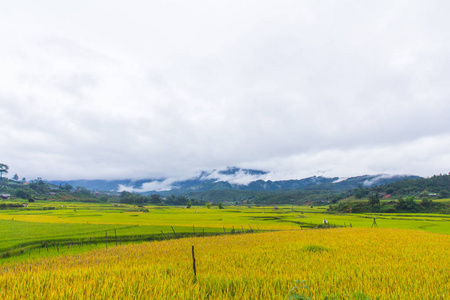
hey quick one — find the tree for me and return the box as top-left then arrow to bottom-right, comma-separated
395,196 -> 418,211
15,189 -> 31,200
206,203 -> 212,209
73,186 -> 91,197
149,194 -> 162,204
218,202 -> 224,209
368,193 -> 380,208
12,174 -> 19,181
119,191 -> 135,204
99,195 -> 109,202
62,183 -> 73,191
165,195 -> 188,206
29,178 -> 48,194
0,164 -> 9,178
421,197 -> 432,208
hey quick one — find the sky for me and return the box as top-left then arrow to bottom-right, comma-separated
1,0 -> 450,181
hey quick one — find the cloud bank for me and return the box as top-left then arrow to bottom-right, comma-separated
1,1 -> 450,181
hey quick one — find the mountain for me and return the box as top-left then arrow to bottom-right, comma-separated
49,167 -> 420,195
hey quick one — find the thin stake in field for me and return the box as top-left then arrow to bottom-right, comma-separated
171,226 -> 178,238
191,245 -> 196,277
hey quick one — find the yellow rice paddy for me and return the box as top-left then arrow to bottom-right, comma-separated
0,228 -> 448,299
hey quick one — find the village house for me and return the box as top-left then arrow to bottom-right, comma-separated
0,194 -> 11,200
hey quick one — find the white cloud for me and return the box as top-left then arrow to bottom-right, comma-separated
118,178 -> 178,193
1,1 -> 450,180
201,169 -> 269,185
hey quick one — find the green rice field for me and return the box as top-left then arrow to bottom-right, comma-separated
0,200 -> 449,262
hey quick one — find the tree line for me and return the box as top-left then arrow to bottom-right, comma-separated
119,191 -> 205,206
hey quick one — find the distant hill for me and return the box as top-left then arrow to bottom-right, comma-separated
49,167 -> 420,195
355,173 -> 450,198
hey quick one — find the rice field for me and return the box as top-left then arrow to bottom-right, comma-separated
0,228 -> 448,299
0,202 -> 449,298
0,201 -> 449,262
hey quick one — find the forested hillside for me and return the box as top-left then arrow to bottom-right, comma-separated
353,173 -> 450,199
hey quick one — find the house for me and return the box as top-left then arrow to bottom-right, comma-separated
0,194 -> 11,200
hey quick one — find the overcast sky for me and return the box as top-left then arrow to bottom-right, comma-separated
1,0 -> 450,181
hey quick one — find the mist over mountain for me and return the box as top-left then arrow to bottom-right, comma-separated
49,167 -> 420,195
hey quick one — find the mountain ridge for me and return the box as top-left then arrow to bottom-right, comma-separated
49,167 -> 421,195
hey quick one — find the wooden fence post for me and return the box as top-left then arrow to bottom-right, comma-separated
171,226 -> 178,238
192,245 -> 197,277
